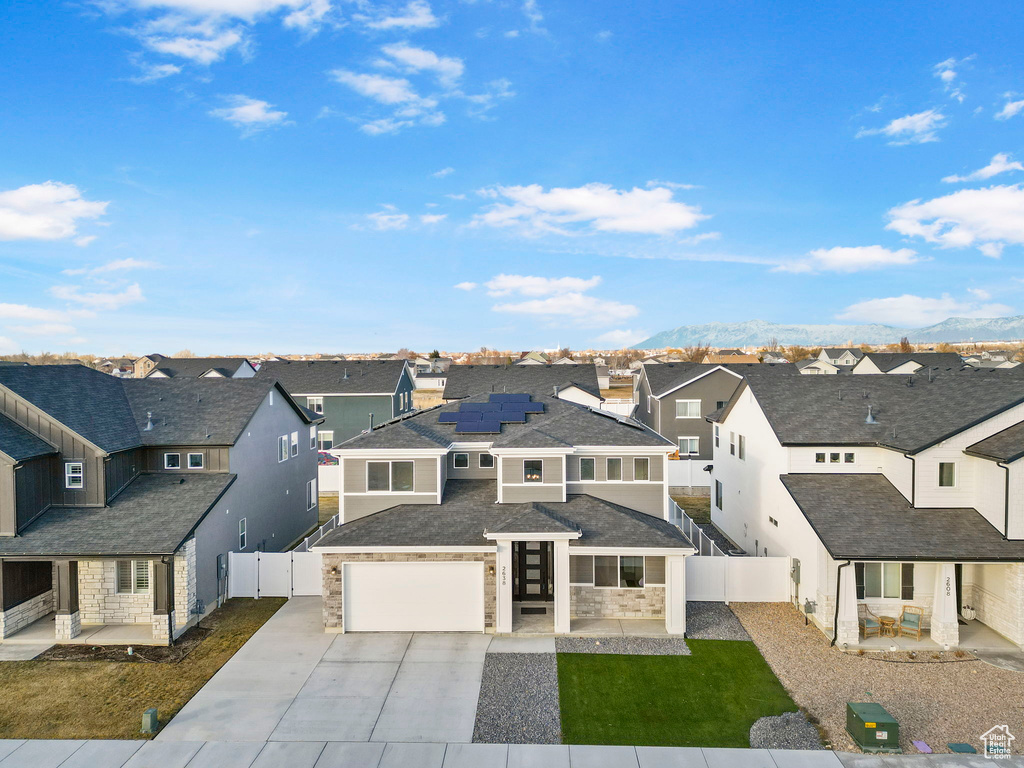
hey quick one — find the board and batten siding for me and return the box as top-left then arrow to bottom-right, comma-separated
144,446 -> 231,473
447,450 -> 496,480
14,454 -> 57,532
105,448 -> 143,503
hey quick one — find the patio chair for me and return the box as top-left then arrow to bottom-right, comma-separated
858,603 -> 881,638
898,606 -> 923,641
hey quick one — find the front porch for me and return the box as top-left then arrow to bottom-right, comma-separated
854,618 -> 1020,652
510,601 -> 671,636
2,612 -> 165,646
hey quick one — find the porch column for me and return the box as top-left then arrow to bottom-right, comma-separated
152,558 -> 175,645
495,541 -> 512,634
930,562 -> 960,648
836,563 -> 859,646
665,555 -> 686,635
54,560 -> 80,640
553,540 -> 570,634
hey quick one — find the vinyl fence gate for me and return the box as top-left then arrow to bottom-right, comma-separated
228,551 -> 323,598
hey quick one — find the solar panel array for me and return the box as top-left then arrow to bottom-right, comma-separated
441,393 -> 546,434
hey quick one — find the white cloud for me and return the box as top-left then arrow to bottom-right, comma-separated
485,274 -> 602,296
473,183 -> 709,236
645,179 -> 699,191
7,323 -> 78,336
520,0 -> 544,32
885,184 -> 1024,256
595,30 -> 612,42
856,109 -> 947,145
330,69 -> 445,132
209,95 -> 290,134
142,25 -> 245,65
446,193 -> 467,200
594,329 -> 647,348
776,245 -> 923,274
379,43 -> 463,87
365,208 -> 410,230
50,283 -> 145,311
0,182 -> 108,242
493,293 -> 638,326
419,213 -> 446,224
129,62 -> 183,82
837,293 -> 1013,327
0,303 -> 77,323
62,258 -> 161,277
357,0 -> 439,30
995,98 -> 1024,121
942,153 -> 1024,183
0,337 -> 15,355
454,281 -> 477,291
967,287 -> 992,300
933,56 -> 972,103
465,78 -> 515,118
433,167 -> 454,178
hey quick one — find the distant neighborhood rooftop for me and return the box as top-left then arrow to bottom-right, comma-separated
256,359 -> 409,395
441,363 -> 602,401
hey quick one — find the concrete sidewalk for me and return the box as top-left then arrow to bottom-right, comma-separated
0,740 -> 1018,768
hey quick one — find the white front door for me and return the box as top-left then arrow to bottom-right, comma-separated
343,561 -> 485,632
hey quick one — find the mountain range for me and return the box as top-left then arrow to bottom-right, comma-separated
633,317 -> 1024,349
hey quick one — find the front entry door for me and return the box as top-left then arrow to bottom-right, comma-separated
515,541 -> 552,601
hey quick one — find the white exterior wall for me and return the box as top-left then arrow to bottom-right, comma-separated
1010,463 -> 1024,540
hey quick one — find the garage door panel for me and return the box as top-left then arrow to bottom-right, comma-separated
343,562 -> 484,632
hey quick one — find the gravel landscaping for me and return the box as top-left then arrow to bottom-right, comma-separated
473,652 -> 561,744
732,602 -> 1024,754
555,636 -> 690,655
685,602 -> 751,641
749,711 -> 822,750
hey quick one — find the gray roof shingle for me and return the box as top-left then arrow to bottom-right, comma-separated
965,421 -> 1024,463
643,362 -> 794,398
442,364 -> 602,401
858,352 -> 964,372
147,357 -> 252,378
314,480 -> 693,549
0,413 -> 57,462
256,360 -> 408,395
0,472 -> 236,556
780,473 -> 1024,561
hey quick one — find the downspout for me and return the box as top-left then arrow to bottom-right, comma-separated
830,560 -> 852,647
998,462 -> 1010,540
903,454 -> 916,505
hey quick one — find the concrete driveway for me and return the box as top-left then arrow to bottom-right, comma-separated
158,598 -> 489,744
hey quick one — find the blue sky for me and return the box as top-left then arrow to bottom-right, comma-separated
2,0 -> 1024,354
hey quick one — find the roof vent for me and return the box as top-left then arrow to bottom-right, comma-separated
343,368 -> 349,379
144,411 -> 153,431
865,405 -> 878,425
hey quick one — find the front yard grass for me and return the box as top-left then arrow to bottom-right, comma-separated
557,640 -> 797,747
0,597 -> 284,739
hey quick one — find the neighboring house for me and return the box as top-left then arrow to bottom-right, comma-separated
851,352 -> 964,374
412,357 -> 452,374
146,357 -> 256,379
442,364 -> 604,408
0,366 -> 320,644
708,373 -> 1024,649
97,358 -> 135,377
595,365 -> 611,390
703,353 -> 760,364
256,360 -> 415,455
133,354 -> 166,378
761,353 -> 789,365
818,347 -> 864,367
552,356 -> 578,365
313,392 -> 693,634
796,358 -> 841,375
516,351 -> 551,365
412,372 -> 447,390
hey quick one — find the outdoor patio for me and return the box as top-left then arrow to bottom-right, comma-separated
2,612 -> 161,646
853,618 -> 1019,652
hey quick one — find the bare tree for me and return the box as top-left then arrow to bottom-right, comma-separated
173,349 -> 196,358
783,345 -> 811,362
899,336 -> 912,353
763,336 -> 780,353
681,344 -> 711,363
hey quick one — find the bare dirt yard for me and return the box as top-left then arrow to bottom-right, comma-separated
732,602 -> 1024,754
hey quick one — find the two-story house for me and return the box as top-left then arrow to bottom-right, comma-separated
313,393 -> 694,635
851,352 -> 964,374
441,364 -> 604,409
145,357 -> 257,379
708,372 -> 1024,650
0,365 -> 321,645
817,347 -> 864,368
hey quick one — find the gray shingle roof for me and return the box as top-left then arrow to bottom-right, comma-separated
0,472 -> 236,556
486,505 -> 581,535
337,394 -> 673,451
780,473 -> 1024,561
0,365 -> 140,454
858,352 -> 963,372
314,480 -> 693,549
718,372 -> 1024,454
0,413 -> 56,462
643,362 -> 794,398
256,360 -> 408,395
147,357 -> 252,378
442,364 -> 602,401
821,348 -> 865,360
965,420 -> 1024,463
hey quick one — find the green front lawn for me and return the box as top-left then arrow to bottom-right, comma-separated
557,639 -> 797,747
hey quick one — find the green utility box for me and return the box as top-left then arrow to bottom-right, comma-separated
846,703 -> 901,754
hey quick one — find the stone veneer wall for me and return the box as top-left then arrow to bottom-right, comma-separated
78,560 -> 153,625
570,585 -> 666,619
0,590 -> 54,638
322,552 -> 497,631
174,538 -> 198,633
967,564 -> 1024,647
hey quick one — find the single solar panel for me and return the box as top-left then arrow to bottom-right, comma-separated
489,393 -> 532,403
497,411 -> 527,423
522,403 -> 545,413
437,412 -> 462,423
459,402 -> 502,412
454,420 -> 502,433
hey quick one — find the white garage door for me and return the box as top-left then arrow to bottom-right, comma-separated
343,561 -> 485,632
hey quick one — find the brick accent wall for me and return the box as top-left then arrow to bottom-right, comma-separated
78,560 -> 153,626
321,552 -> 496,631
55,611 -> 80,640
0,590 -> 54,639
570,585 -> 666,618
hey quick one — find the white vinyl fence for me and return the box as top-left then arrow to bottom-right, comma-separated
599,399 -> 636,417
228,551 -> 322,598
686,555 -> 791,603
669,501 -> 726,557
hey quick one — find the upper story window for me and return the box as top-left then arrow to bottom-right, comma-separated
310,425 -> 317,450
675,399 -> 701,418
164,453 -> 181,470
738,435 -> 746,461
938,462 -> 956,487
239,518 -> 247,549
307,396 -> 324,414
716,400 -> 728,410
318,431 -> 334,451
634,457 -> 650,481
524,460 -> 543,483
715,480 -> 723,510
714,425 -> 720,448
679,437 -> 699,456
607,457 -> 622,481
188,453 -> 204,469
579,457 -> 596,481
65,462 -> 84,489
278,435 -> 289,462
815,452 -> 826,463
844,452 -> 855,464
291,431 -> 299,457
479,453 -> 495,468
453,453 -> 469,469
306,479 -> 317,510
830,452 -> 840,463
729,432 -> 736,455
367,461 -> 414,492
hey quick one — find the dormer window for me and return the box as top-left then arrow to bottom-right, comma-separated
188,453 -> 204,469
64,462 -> 84,489
164,453 -> 180,470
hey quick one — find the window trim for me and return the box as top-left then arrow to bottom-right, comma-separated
453,453 -> 470,470
290,431 -> 299,457
187,452 -> 204,470
587,555 -> 650,590
729,432 -> 736,456
366,460 -> 416,493
674,399 -> 701,419
678,436 -> 699,456
523,459 -> 544,484
64,461 -> 85,490
116,560 -> 151,595
163,453 -> 181,470
306,396 -> 324,415
278,435 -> 289,463
238,518 -> 247,550
714,425 -> 720,448
738,435 -> 746,461
855,561 -> 914,601
606,457 -> 622,481
309,424 -> 317,450
307,478 -> 317,510
479,453 -> 495,469
633,457 -> 650,482
715,480 -> 723,511
938,461 -> 957,488
318,431 -> 335,451
579,456 -> 596,481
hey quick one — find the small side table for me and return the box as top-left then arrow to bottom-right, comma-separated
879,616 -> 897,638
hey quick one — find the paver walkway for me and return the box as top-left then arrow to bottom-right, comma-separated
0,740 -> 1018,768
